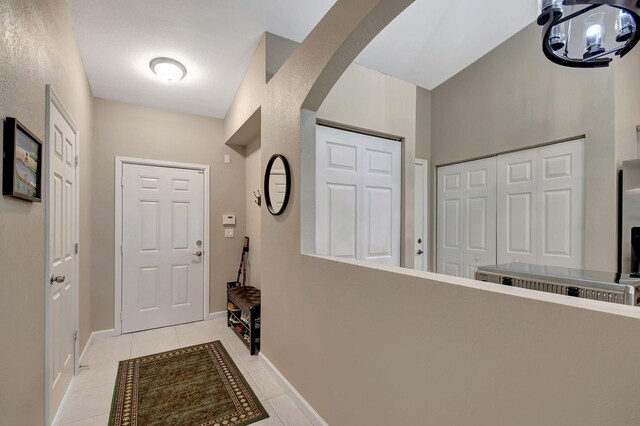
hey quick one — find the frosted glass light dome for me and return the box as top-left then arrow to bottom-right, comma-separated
150,57 -> 187,82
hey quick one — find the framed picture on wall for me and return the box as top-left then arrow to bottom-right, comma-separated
3,117 -> 43,202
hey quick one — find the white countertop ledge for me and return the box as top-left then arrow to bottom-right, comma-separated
303,253 -> 640,320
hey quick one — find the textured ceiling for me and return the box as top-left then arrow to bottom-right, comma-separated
69,0 -> 538,118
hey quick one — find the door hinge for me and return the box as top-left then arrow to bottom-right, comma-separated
75,155 -> 79,168
121,176 -> 124,187
73,331 -> 78,342
120,244 -> 123,254
75,243 -> 79,254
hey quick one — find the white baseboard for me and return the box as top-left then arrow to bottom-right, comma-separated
208,311 -> 226,320
259,352 -> 328,426
79,328 -> 118,365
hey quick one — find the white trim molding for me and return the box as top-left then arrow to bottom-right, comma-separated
114,156 -> 212,335
258,353 -> 328,426
208,311 -> 227,321
78,328 -> 119,365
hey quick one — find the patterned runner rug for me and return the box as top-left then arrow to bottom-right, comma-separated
108,340 -> 268,426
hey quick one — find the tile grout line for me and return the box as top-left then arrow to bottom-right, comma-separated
264,399 -> 286,425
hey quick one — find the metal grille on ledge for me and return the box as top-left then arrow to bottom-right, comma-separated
475,263 -> 640,306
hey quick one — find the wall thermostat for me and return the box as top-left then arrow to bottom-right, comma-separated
223,215 -> 236,225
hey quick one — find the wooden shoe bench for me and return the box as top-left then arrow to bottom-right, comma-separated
227,286 -> 261,355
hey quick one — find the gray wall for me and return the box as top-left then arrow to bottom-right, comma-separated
430,22 -> 616,272
0,0 -> 94,424
91,98 -> 246,330
614,48 -> 640,166
257,1 -> 640,424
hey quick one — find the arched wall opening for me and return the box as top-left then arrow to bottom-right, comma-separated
257,1 -> 640,425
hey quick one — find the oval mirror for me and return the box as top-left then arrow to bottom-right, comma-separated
264,154 -> 291,216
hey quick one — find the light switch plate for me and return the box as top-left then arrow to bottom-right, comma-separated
225,229 -> 234,238
224,155 -> 231,164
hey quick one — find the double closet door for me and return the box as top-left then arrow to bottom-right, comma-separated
437,139 -> 584,278
315,125 -> 402,266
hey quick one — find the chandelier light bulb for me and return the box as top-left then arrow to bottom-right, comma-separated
617,10 -> 636,42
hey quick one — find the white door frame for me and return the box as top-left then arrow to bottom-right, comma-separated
415,159 -> 429,271
45,85 -> 80,425
114,157 -> 211,335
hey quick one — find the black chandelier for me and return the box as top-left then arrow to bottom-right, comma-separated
537,0 -> 640,67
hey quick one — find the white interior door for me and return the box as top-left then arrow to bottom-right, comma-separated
361,133 -> 402,265
414,159 -> 428,271
121,164 -> 205,333
47,101 -> 78,423
536,140 -> 584,268
316,126 -> 362,260
316,125 -> 401,266
437,158 -> 497,278
497,139 -> 584,268
497,149 -> 538,265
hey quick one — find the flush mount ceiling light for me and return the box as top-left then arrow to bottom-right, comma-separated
537,0 -> 640,68
149,57 -> 187,82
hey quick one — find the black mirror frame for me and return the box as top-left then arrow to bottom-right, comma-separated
264,154 -> 291,216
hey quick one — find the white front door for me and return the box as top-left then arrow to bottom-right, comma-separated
47,100 -> 78,423
414,159 -> 428,271
121,164 -> 205,333
437,157 -> 497,278
316,125 -> 402,266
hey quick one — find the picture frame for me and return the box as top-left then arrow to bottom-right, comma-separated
3,117 -> 43,202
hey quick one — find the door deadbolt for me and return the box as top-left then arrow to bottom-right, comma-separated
417,238 -> 422,244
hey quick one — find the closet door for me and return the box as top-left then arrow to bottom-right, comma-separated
437,163 -> 465,276
496,139 -> 584,268
497,149 -> 538,264
536,140 -> 584,268
361,134 -> 402,265
315,125 -> 402,266
316,125 -> 362,260
437,157 -> 497,278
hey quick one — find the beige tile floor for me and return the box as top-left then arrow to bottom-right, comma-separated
53,317 -> 313,426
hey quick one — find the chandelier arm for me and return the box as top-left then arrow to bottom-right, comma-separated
556,4 -> 600,24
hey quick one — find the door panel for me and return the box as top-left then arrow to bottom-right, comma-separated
316,127 -> 362,258
361,134 -> 401,265
496,139 -> 584,268
48,105 -> 77,423
462,159 -> 497,278
437,164 -> 464,276
537,140 -> 584,268
364,187 -> 392,258
328,184 -> 358,258
122,164 -> 204,333
497,150 -> 537,264
437,158 -> 497,278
